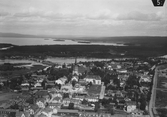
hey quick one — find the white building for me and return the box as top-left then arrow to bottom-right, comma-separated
84,75 -> 101,85
125,102 -> 137,113
55,76 -> 67,85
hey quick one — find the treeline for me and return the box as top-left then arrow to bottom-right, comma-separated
0,63 -> 24,71
1,44 -> 167,59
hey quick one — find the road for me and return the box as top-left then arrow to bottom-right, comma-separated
149,67 -> 159,117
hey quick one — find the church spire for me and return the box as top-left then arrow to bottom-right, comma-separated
75,57 -> 77,65
73,57 -> 78,75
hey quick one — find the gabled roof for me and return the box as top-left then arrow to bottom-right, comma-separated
57,109 -> 78,113
42,107 -> 53,113
85,75 -> 101,80
35,90 -> 48,96
46,82 -> 55,86
38,113 -> 47,117
53,97 -> 61,101
59,76 -> 68,81
16,112 -> 25,117
36,98 -> 46,103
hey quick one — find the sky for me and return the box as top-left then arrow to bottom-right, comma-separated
0,0 -> 167,37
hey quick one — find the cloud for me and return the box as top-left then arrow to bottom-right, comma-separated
0,11 -> 10,17
117,11 -> 162,21
12,7 -> 85,24
0,0 -> 166,37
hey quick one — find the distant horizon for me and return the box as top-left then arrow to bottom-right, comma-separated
0,32 -> 167,38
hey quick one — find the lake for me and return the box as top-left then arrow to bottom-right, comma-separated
0,37 -> 125,46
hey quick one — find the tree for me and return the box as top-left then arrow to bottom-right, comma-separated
68,103 -> 74,109
126,75 -> 139,89
63,93 -> 69,99
58,84 -> 61,89
10,104 -> 19,109
113,78 -> 120,88
108,105 -> 114,115
101,98 -> 109,106
87,82 -> 92,87
139,94 -> 146,110
82,99 -> 88,105
94,102 -> 100,112
72,80 -> 77,87
41,79 -> 47,89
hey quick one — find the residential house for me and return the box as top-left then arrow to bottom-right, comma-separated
39,107 -> 53,117
73,95 -> 85,101
78,79 -> 86,86
74,91 -> 88,98
48,103 -> 61,109
84,75 -> 101,85
70,99 -> 81,108
46,81 -> 55,89
85,96 -> 98,102
36,98 -> 47,108
56,109 -> 79,117
78,104 -> 94,111
131,109 -> 144,116
55,76 -> 67,85
73,84 -> 86,93
50,92 -> 63,100
16,111 -> 27,117
61,84 -> 73,93
51,97 -> 62,104
21,82 -> 30,91
28,104 -> 39,116
31,86 -> 43,90
117,69 -> 128,73
34,82 -> 42,88
35,90 -> 50,99
125,101 -> 137,113
71,75 -> 79,82
62,98 -> 71,107
79,112 -> 111,117
118,74 -> 129,81
38,113 -> 47,117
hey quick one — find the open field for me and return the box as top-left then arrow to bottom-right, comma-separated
157,76 -> 167,89
156,65 -> 167,107
156,108 -> 167,117
0,92 -> 21,102
0,64 -> 45,78
156,90 -> 167,107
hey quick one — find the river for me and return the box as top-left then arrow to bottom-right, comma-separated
45,57 -> 111,64
0,57 -> 111,65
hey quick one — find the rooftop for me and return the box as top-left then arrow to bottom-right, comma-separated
85,75 -> 101,80
57,109 -> 78,113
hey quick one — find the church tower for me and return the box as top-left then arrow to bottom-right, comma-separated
73,57 -> 79,75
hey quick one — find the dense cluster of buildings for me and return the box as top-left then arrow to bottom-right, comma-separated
1,57 -> 165,117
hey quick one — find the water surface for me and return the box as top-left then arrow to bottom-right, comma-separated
0,37 -> 125,46
0,57 -> 111,65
